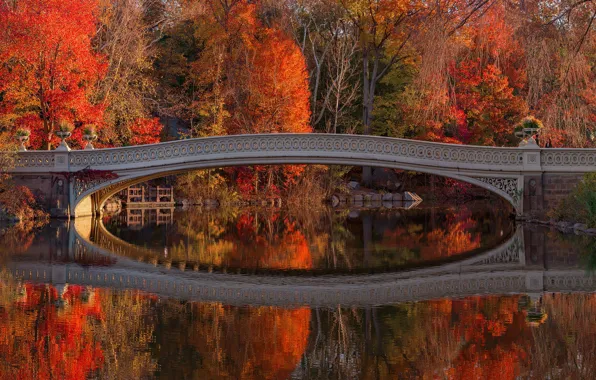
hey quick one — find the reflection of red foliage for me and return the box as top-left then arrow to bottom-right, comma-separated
0,284 -> 104,379
423,220 -> 481,259
230,213 -> 312,270
447,296 -> 529,379
381,209 -> 482,261
0,225 -> 35,253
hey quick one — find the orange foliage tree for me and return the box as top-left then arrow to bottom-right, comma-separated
0,0 -> 107,150
185,0 -> 311,195
179,303 -> 311,379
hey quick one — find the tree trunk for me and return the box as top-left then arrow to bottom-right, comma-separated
362,50 -> 373,186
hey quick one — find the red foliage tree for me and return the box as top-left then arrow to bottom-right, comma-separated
0,0 -> 107,150
411,3 -> 527,146
129,117 -> 163,145
451,60 -> 527,146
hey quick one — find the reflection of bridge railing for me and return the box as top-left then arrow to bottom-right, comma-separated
122,208 -> 174,229
9,262 -> 596,307
7,221 -> 564,307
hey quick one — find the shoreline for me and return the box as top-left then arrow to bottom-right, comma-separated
517,216 -> 596,236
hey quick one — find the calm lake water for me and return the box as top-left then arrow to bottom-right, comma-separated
2,199 -> 596,379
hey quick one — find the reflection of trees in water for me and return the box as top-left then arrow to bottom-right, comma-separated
0,281 -> 105,379
302,293 -> 596,378
0,220 -> 47,258
369,215 -> 483,266
168,209 -> 315,270
153,302 -> 310,379
528,294 -> 596,378
0,278 -> 156,379
301,297 -> 531,379
299,307 -> 364,379
0,278 -> 310,379
95,289 -> 157,378
3,278 -> 596,378
146,202 -> 511,271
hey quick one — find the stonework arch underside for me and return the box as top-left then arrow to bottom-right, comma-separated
73,156 -> 521,217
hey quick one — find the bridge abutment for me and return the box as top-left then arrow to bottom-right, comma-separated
523,174 -> 544,216
11,173 -> 73,218
542,173 -> 585,213
522,173 -> 585,218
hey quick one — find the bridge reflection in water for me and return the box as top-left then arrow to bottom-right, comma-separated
123,207 -> 175,228
7,217 -> 596,308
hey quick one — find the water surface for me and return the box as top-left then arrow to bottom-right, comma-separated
2,199 -> 596,379
101,201 -> 513,273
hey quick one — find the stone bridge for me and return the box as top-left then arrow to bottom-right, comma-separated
9,220 -> 595,307
7,133 -> 596,217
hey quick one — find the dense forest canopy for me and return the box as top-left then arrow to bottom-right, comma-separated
1,0 -> 594,147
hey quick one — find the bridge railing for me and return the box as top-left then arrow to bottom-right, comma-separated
540,148 -> 596,172
6,134 -> 532,173
8,134 -> 596,174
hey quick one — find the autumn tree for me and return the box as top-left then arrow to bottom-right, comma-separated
380,1 -> 527,146
159,0 -> 311,195
285,0 -> 361,133
94,0 -> 170,146
519,0 -> 596,147
0,0 -> 107,149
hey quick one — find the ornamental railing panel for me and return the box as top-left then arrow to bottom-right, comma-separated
66,134 -> 525,171
7,134 -> 529,173
9,134 -> 596,174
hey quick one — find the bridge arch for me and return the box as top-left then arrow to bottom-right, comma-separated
74,156 -> 520,217
64,134 -> 527,217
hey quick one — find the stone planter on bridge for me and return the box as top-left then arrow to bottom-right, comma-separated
55,131 -> 72,152
15,128 -> 30,151
83,134 -> 97,150
16,135 -> 29,151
